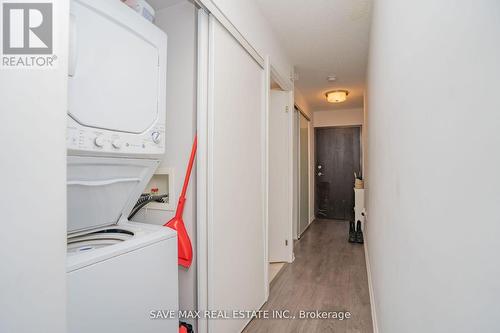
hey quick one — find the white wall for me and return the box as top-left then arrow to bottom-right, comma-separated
366,1 -> 500,332
313,108 -> 364,127
209,0 -> 292,82
131,1 -> 198,327
0,2 -> 68,332
294,87 -> 312,118
362,97 -> 368,193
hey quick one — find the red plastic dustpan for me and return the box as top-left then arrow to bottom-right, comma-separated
165,135 -> 196,268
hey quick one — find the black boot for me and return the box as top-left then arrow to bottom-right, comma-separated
348,221 -> 356,243
355,220 -> 364,244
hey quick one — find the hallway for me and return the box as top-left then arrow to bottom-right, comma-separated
244,220 -> 373,333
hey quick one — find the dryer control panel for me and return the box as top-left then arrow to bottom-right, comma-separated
67,118 -> 165,157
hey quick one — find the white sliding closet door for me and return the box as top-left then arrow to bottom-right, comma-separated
207,16 -> 266,333
299,114 -> 310,236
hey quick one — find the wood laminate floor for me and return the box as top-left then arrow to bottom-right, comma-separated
243,219 -> 373,333
269,263 -> 286,283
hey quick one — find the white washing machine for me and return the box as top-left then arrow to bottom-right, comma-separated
66,1 -> 177,332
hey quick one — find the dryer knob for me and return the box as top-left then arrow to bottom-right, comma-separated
112,139 -> 122,149
151,131 -> 161,144
94,136 -> 105,148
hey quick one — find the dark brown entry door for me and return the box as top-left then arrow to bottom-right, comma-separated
315,127 -> 361,220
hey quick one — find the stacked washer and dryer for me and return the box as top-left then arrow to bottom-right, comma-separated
66,0 -> 178,332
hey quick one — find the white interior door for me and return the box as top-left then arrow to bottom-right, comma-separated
207,16 -> 266,333
268,90 -> 292,262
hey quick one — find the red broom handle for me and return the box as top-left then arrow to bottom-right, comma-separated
174,135 -> 197,218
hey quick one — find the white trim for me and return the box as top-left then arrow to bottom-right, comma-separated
284,71 -> 294,262
193,0 -> 264,69
206,14 -> 216,333
196,8 -> 209,333
263,57 -> 270,300
308,120 -> 314,224
294,103 -> 311,121
293,104 -> 302,240
270,65 -> 293,92
364,227 -> 379,333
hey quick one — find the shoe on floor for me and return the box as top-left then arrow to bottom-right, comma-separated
348,221 -> 356,243
355,220 -> 364,244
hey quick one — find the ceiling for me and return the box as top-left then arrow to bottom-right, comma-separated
255,0 -> 372,111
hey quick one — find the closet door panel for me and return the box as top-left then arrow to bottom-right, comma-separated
207,17 -> 266,333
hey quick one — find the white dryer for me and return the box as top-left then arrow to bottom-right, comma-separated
66,1 -> 177,332
67,0 -> 166,158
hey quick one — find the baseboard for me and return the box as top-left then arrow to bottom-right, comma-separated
298,218 -> 314,238
364,229 -> 379,333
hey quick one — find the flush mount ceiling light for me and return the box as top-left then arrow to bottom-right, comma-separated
325,90 -> 349,103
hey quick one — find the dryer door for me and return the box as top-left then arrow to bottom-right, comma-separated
68,0 -> 164,134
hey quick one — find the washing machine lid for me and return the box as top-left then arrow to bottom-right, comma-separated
68,0 -> 167,134
67,156 -> 159,233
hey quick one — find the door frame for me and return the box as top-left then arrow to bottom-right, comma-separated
313,125 -> 363,219
264,57 -> 294,298
196,9 -> 209,333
